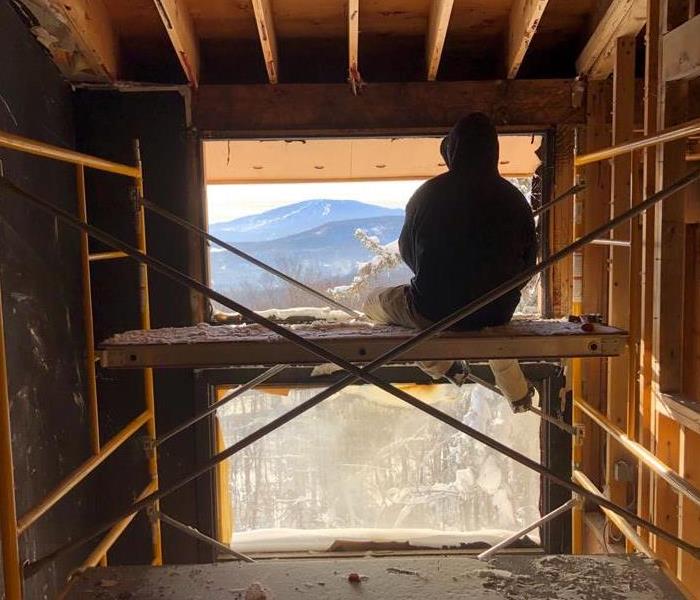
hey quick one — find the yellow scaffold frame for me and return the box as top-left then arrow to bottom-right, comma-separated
0,130 -> 162,600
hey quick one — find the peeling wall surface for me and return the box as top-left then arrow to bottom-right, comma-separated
0,2 -> 95,598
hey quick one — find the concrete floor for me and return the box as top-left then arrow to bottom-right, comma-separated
64,554 -> 682,599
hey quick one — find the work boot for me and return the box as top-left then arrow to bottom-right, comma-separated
509,384 -> 535,413
443,360 -> 470,386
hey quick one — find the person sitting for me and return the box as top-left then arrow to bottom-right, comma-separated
363,113 -> 537,405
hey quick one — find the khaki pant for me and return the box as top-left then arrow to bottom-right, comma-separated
363,286 -> 530,404
363,285 -> 453,379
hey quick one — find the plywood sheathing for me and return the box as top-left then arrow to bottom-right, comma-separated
204,135 -> 543,183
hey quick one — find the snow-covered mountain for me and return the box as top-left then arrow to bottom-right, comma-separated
210,215 -> 407,291
209,199 -> 404,243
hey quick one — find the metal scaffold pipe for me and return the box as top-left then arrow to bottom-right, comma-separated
477,498 -> 577,561
576,397 -> 700,508
157,512 -> 254,563
155,364 -> 288,447
138,197 -> 361,319
575,116 -> 700,166
531,183 -> 586,218
2,168 -> 700,576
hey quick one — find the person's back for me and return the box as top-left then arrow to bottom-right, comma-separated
399,114 -> 536,330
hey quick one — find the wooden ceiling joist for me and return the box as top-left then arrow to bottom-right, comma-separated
576,0 -> 647,80
425,0 -> 455,81
152,0 -> 200,87
506,0 -> 550,79
27,0 -> 119,81
251,0 -> 279,84
348,0 -> 359,83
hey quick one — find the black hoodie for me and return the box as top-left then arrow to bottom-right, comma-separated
399,114 -> 537,330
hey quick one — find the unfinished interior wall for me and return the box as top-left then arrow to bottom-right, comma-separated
73,89 -> 210,564
570,1 -> 700,591
0,2 -> 95,597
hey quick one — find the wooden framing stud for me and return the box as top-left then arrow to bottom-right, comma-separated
425,0 -> 455,81
580,80 -> 612,498
506,0 -> 550,79
153,0 -> 201,88
252,0 -> 279,84
639,0 -> 662,539
606,33 -> 636,519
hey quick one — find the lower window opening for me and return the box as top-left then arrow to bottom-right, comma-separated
215,383 -> 542,555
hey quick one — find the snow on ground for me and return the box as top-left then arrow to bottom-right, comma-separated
230,527 -> 535,553
218,384 -> 541,552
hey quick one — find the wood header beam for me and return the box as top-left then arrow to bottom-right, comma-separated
576,0 -> 647,80
193,80 -> 583,136
663,14 -> 700,81
425,0 -> 455,81
507,0 -> 550,79
153,0 -> 200,88
252,0 -> 279,84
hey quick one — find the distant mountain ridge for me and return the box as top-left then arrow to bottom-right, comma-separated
237,215 -> 403,252
210,199 -> 404,243
210,215 -> 406,290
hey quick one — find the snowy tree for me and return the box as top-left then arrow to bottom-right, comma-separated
328,228 -> 403,301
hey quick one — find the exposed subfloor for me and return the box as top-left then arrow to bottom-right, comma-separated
64,554 -> 682,599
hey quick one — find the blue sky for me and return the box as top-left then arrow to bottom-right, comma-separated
206,179 -> 425,224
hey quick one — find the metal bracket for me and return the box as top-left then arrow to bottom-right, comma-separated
129,186 -> 140,218
141,435 -> 156,455
145,503 -> 158,525
614,459 -> 635,483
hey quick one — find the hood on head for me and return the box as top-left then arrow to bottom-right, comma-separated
440,113 -> 499,173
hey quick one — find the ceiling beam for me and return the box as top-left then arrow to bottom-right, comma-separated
576,0 -> 647,80
348,0 -> 359,81
193,80 -> 585,135
251,0 -> 279,84
425,0 -> 455,81
506,0 -> 550,78
26,0 -> 119,81
153,0 -> 200,88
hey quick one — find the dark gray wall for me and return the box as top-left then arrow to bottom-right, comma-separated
0,1 -> 96,597
1,6 -> 209,597
73,89 -> 210,565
